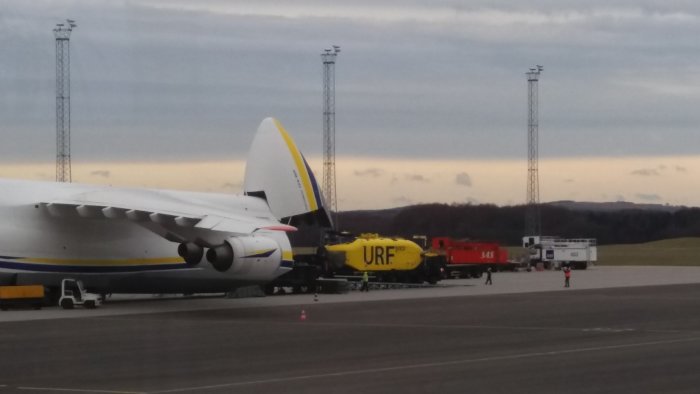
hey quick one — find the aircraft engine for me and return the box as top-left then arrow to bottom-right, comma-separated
178,242 -> 204,265
207,242 -> 234,272
206,236 -> 282,276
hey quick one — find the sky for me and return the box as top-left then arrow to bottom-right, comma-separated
1,1 -> 700,210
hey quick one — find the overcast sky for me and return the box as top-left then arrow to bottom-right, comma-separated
1,1 -> 699,209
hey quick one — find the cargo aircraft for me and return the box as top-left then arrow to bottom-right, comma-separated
0,118 -> 328,295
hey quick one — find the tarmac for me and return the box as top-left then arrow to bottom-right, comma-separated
1,265 -> 700,393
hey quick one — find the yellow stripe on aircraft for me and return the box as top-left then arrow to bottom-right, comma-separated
20,256 -> 185,266
273,119 -> 318,211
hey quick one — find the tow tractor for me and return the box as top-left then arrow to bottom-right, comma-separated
58,278 -> 102,309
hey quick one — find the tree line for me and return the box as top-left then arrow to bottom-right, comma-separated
337,204 -> 700,246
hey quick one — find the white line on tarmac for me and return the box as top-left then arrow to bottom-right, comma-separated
86,314 -> 690,336
18,387 -> 145,394
149,336 -> 700,393
270,320 -> 690,335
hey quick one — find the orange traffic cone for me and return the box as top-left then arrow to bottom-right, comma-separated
300,309 -> 307,321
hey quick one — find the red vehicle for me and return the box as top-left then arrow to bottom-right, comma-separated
430,237 -> 511,278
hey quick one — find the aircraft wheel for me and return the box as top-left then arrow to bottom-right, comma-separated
85,300 -> 96,309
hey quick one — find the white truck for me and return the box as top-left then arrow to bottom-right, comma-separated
523,236 -> 597,270
59,278 -> 102,309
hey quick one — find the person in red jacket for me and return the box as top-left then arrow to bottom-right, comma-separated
564,266 -> 571,288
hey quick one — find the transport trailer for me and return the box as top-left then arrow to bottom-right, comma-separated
324,233 -> 442,284
523,236 -> 597,270
0,285 -> 44,310
429,237 -> 513,279
268,232 -> 443,294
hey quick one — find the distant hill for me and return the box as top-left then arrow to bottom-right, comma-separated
548,200 -> 685,213
336,201 -> 700,246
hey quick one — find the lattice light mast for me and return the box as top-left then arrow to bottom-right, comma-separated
525,65 -> 543,236
54,19 -> 77,183
321,45 -> 340,227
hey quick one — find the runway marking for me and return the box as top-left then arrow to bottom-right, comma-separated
149,336 -> 700,393
87,315 -> 692,337
269,320 -> 683,335
328,321 -> 690,335
18,387 -> 145,394
583,327 -> 636,333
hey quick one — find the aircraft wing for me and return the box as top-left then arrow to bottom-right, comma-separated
38,187 -> 293,247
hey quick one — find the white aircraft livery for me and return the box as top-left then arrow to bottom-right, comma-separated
0,118 -> 325,294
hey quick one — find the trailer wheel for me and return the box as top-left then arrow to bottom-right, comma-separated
60,299 -> 74,310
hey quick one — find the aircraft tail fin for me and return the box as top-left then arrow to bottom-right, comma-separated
244,118 -> 331,226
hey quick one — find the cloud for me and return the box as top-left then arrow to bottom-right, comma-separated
6,0 -> 700,171
34,172 -> 51,180
354,168 -> 384,177
404,174 -> 430,183
635,193 -> 661,202
464,197 -> 479,204
630,169 -> 660,176
563,178 -> 575,183
392,196 -> 413,205
221,182 -> 242,190
675,165 -> 688,173
136,1 -> 700,28
90,170 -> 111,178
455,172 -> 472,187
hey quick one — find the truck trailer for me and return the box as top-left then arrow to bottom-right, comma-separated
266,232 -> 443,293
523,236 -> 597,269
0,285 -> 44,310
429,237 -> 514,278
324,233 -> 442,284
